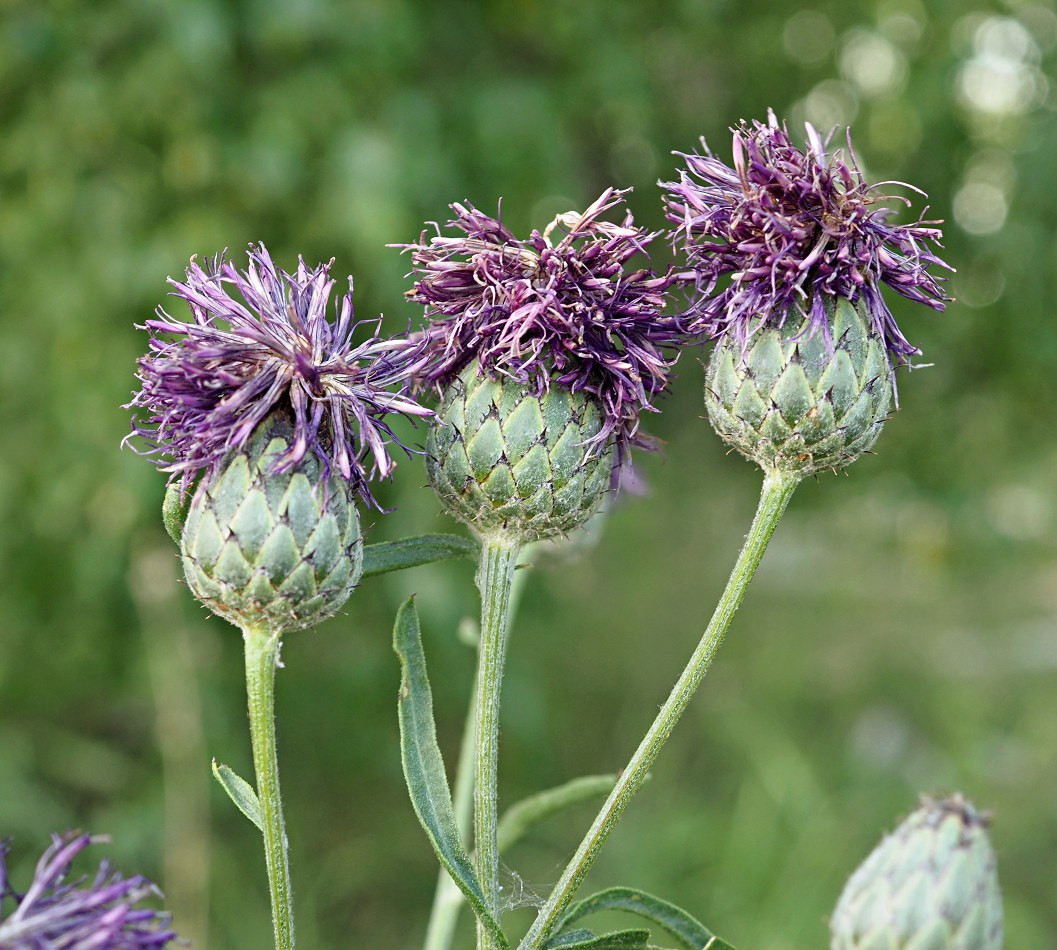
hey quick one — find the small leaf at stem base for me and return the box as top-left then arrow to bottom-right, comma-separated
211,758 -> 263,831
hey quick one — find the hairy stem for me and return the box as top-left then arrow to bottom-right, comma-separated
473,536 -> 520,950
423,548 -> 537,950
518,469 -> 799,949
243,624 -> 296,950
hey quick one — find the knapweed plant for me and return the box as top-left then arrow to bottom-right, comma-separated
112,113 -> 1003,950
397,187 -> 695,950
126,246 -> 431,949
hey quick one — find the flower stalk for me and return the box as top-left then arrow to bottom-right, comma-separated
243,623 -> 296,950
423,547 -> 539,950
472,537 -> 520,950
518,468 -> 799,950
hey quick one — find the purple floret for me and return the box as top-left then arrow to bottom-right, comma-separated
398,188 -> 694,468
126,244 -> 432,508
0,833 -> 179,949
663,110 -> 952,364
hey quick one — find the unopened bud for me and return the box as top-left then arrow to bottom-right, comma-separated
830,795 -> 1003,950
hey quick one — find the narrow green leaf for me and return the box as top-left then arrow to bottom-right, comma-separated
544,928 -> 650,949
557,887 -> 735,950
393,597 -> 509,949
211,758 -> 263,831
363,534 -> 479,577
498,775 -> 619,854
544,929 -> 596,947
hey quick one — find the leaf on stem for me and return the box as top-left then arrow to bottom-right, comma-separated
555,887 -> 735,950
393,597 -> 509,949
211,758 -> 263,831
363,534 -> 479,577
543,930 -> 596,946
543,928 -> 651,949
497,775 -> 621,853
162,482 -> 191,544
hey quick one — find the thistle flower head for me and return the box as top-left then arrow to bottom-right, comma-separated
399,188 -> 692,468
830,795 -> 1003,949
126,244 -> 431,508
664,110 -> 952,364
0,833 -> 179,949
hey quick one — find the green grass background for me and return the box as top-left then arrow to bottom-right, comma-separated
2,0 -> 1056,946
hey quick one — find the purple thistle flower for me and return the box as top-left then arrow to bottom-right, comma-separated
126,244 -> 431,508
663,110 -> 952,364
397,188 -> 693,464
0,833 -> 180,949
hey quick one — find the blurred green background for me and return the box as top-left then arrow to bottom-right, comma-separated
2,0 -> 1056,946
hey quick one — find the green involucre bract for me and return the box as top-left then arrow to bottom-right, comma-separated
830,795 -> 1003,950
426,364 -> 613,543
706,295 -> 892,477
180,414 -> 363,631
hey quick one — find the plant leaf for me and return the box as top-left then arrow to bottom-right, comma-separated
557,887 -> 735,950
393,597 -> 509,949
544,930 -> 596,947
211,759 -> 262,831
162,482 -> 191,544
543,928 -> 651,949
363,534 -> 479,577
498,775 -> 620,853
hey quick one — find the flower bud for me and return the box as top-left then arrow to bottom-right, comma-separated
426,364 -> 614,543
706,295 -> 892,477
830,795 -> 1003,950
180,414 -> 363,631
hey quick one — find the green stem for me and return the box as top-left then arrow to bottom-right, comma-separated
518,469 -> 799,950
473,536 -> 520,950
423,547 -> 536,950
243,624 -> 296,950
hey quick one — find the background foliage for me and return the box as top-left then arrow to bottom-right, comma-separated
2,0 -> 1056,947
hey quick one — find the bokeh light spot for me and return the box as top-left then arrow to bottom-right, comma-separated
878,0 -> 928,46
956,15 -> 1046,115
783,10 -> 836,65
840,29 -> 908,97
954,182 -> 1008,235
792,79 -> 859,131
